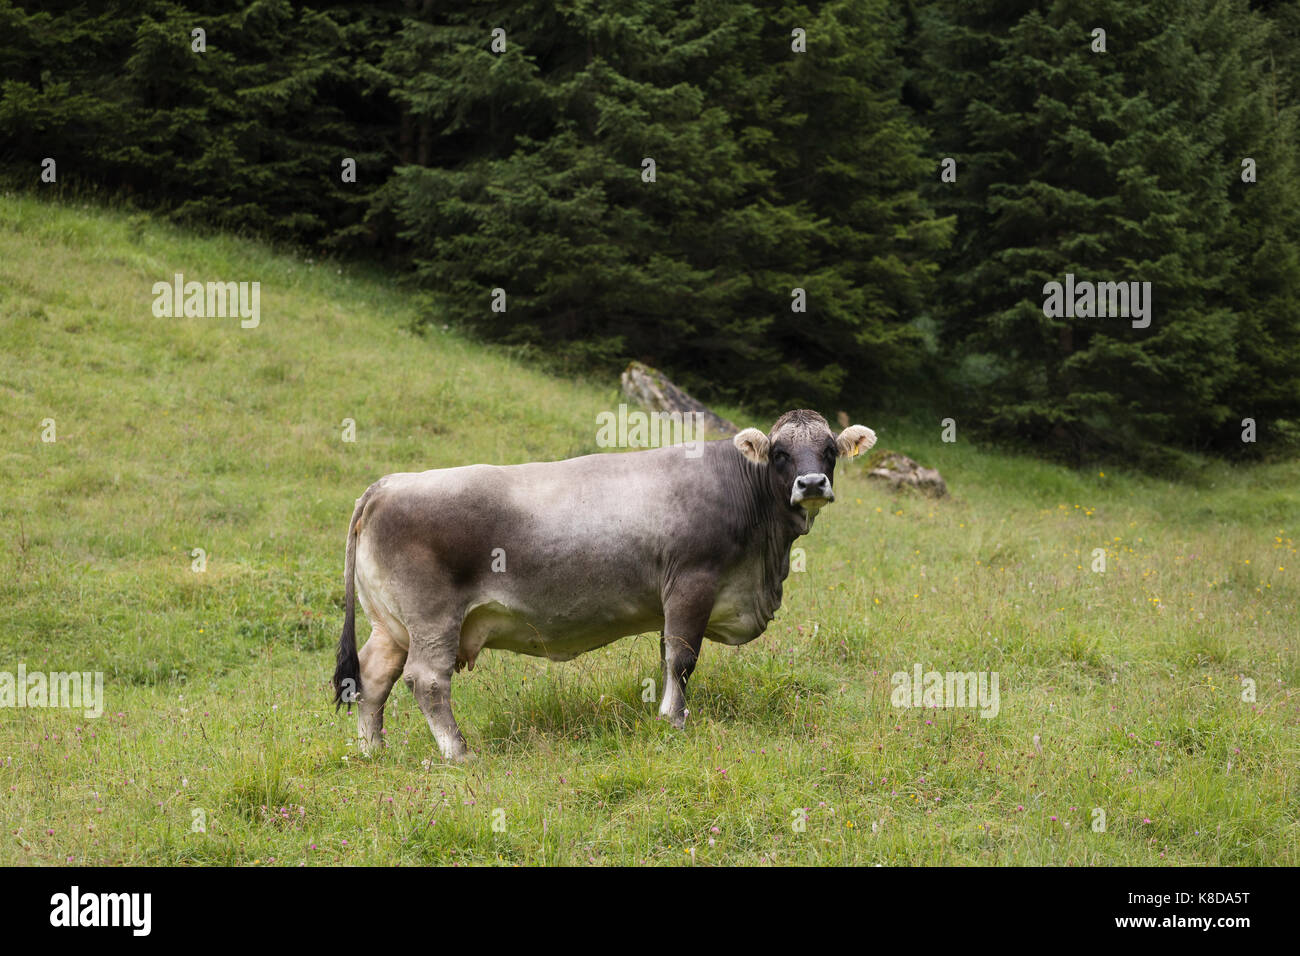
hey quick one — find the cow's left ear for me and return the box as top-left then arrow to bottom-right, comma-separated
836,424 -> 877,458
734,428 -> 770,464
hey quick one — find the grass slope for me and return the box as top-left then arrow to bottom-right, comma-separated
0,195 -> 1297,865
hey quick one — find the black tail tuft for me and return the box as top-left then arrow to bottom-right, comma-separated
333,487 -> 369,712
332,615 -> 360,712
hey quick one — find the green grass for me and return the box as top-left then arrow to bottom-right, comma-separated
0,193 -> 1296,866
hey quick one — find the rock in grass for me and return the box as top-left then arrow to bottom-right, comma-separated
620,361 -> 739,437
865,449 -> 948,498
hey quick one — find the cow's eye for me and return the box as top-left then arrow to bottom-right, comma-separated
772,449 -> 790,464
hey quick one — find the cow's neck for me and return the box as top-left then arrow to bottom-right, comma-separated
729,450 -> 809,627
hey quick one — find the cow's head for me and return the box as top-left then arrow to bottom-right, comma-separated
733,410 -> 875,516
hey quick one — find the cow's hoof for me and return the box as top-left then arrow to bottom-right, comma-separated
659,709 -> 688,731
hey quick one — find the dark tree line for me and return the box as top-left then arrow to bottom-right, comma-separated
3,0 -> 1297,463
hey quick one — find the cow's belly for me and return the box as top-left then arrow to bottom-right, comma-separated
456,560 -> 776,661
459,597 -> 664,666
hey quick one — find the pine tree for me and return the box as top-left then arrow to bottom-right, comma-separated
382,0 -> 947,410
0,0 -> 402,251
918,0 -> 1300,461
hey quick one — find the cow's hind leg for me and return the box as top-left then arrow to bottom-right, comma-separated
403,620 -> 470,762
658,575 -> 716,730
357,625 -> 407,755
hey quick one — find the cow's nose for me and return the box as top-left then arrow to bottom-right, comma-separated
796,474 -> 829,495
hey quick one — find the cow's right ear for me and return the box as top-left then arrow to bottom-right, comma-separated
733,428 -> 770,464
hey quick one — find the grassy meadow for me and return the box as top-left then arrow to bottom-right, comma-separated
0,195 -> 1297,865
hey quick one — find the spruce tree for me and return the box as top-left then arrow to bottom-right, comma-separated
0,0 -> 401,250
919,0 -> 1300,460
382,0 -> 946,410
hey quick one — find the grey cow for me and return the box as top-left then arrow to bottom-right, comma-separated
331,409 -> 876,761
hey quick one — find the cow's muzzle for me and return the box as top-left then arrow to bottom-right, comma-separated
791,473 -> 833,511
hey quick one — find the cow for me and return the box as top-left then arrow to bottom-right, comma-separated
331,409 -> 876,761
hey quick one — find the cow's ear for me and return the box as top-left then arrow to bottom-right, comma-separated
836,424 -> 877,458
733,428 -> 770,464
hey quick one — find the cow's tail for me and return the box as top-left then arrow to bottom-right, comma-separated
332,487 -> 371,711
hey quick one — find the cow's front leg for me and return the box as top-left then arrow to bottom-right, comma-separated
658,634 -> 703,729
659,577 -> 716,730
